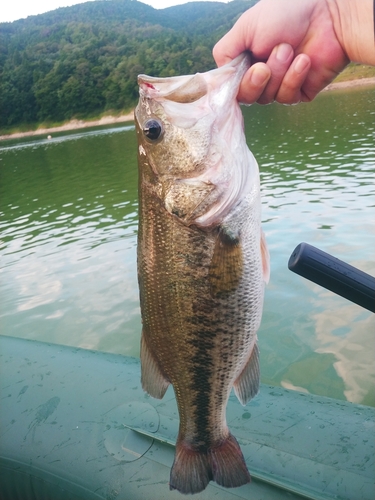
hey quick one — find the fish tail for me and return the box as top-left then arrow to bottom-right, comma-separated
209,433 -> 251,489
169,433 -> 250,494
169,441 -> 211,494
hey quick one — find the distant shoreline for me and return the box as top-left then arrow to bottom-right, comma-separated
0,112 -> 135,141
1,77 -> 375,141
322,76 -> 375,92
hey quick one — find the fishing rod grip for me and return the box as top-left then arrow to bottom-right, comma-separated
288,242 -> 375,313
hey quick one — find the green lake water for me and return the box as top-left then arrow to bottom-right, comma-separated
1,86 -> 374,406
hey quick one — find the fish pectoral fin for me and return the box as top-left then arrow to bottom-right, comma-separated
140,334 -> 170,399
209,226 -> 243,296
233,341 -> 260,405
261,229 -> 270,284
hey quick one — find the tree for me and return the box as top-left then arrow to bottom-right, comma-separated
0,0 -> 255,129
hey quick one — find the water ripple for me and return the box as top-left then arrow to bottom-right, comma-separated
1,87 -> 374,404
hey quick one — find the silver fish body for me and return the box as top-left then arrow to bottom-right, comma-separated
135,54 -> 270,494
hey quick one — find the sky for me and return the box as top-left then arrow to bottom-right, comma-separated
0,0 -> 229,24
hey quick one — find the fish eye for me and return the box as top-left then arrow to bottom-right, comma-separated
142,119 -> 163,141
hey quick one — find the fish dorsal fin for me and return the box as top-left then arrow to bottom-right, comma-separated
233,341 -> 260,405
261,229 -> 270,284
209,226 -> 243,296
164,74 -> 207,103
140,334 -> 170,399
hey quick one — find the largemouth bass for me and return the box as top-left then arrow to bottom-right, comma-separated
135,53 -> 270,495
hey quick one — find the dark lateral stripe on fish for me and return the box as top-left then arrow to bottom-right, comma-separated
187,314 -> 217,449
186,306 -> 240,447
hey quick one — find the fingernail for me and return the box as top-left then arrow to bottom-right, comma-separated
294,55 -> 310,74
276,43 -> 292,63
250,66 -> 269,87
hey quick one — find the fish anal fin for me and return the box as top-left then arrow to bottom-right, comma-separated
209,227 -> 243,296
234,342 -> 260,405
261,229 -> 270,284
140,333 -> 170,399
169,434 -> 250,494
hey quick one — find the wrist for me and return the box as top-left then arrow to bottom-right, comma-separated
327,0 -> 375,65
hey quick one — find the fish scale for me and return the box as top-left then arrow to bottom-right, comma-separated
135,53 -> 270,494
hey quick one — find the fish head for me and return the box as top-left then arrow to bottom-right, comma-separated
135,53 -> 259,227
135,71 -> 213,179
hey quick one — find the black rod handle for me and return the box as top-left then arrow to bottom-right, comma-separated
288,242 -> 375,313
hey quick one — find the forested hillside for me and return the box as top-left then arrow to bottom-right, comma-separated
0,0 -> 256,130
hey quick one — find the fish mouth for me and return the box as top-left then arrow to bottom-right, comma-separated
138,53 -> 251,104
138,73 -> 208,104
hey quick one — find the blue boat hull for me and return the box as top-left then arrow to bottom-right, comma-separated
0,335 -> 374,500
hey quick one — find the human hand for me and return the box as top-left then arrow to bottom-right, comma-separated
213,0 -> 350,104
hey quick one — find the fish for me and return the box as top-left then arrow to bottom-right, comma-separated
135,53 -> 270,495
